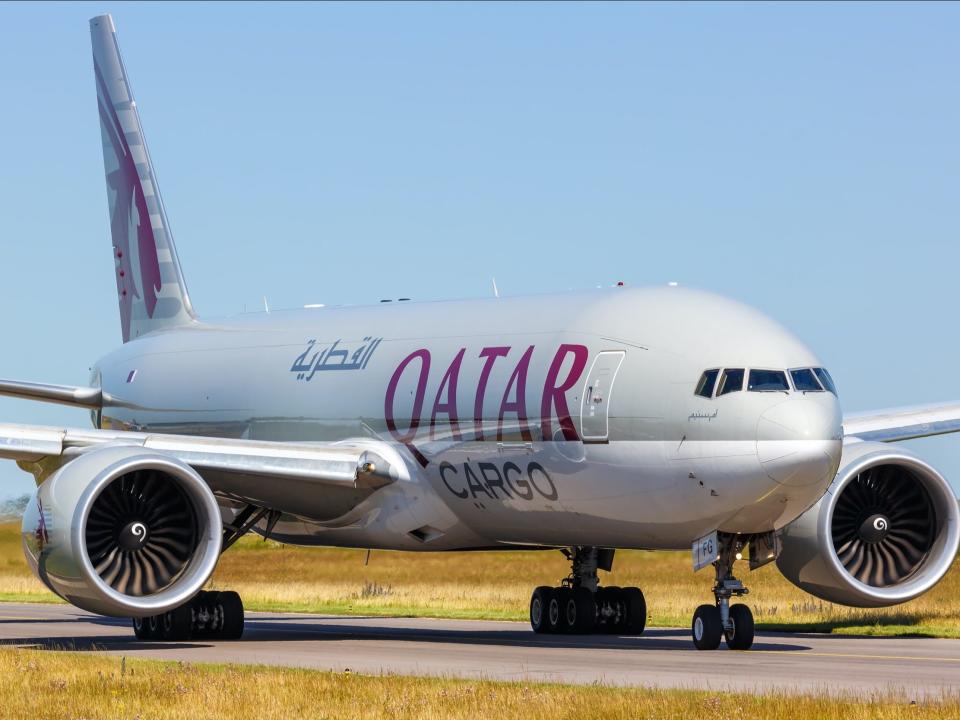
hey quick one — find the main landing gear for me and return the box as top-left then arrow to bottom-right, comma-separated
132,590 -> 245,642
692,534 -> 754,651
529,547 -> 646,635
131,505 -> 270,641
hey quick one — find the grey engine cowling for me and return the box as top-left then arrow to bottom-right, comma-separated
21,445 -> 221,617
777,441 -> 959,607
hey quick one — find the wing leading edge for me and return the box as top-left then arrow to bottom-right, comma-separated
843,402 -> 960,444
0,379 -> 105,409
0,423 -> 396,492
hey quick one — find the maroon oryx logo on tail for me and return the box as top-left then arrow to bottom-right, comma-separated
95,59 -> 163,342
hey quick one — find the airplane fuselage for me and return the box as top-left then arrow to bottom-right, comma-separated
92,286 -> 843,552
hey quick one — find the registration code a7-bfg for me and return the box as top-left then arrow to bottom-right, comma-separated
692,531 -> 719,572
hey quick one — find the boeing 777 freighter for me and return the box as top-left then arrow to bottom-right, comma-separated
2,15 -> 958,651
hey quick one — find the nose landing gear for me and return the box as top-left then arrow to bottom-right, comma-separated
692,535 -> 755,650
529,547 -> 647,635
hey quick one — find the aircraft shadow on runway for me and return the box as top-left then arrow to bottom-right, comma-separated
238,618 -> 811,652
0,614 -> 811,653
3,637 -> 208,652
756,614 -> 942,638
5,612 -> 924,642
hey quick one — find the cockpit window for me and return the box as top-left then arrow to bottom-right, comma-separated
695,369 -> 719,398
790,368 -> 823,392
717,368 -> 744,396
813,367 -> 838,395
748,369 -> 789,392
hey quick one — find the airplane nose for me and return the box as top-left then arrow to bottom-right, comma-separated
757,397 -> 843,487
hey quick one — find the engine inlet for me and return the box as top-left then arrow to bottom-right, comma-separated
85,470 -> 199,596
831,466 -> 935,587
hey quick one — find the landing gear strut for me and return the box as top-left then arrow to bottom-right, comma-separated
692,534 -> 754,651
529,547 -> 646,635
132,590 -> 245,642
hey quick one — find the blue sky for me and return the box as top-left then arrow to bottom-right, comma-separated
0,2 -> 958,500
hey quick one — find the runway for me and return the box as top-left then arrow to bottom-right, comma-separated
1,602 -> 958,697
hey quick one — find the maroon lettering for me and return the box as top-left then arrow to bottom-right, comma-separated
540,344 -> 589,441
474,346 -> 510,440
384,349 -> 431,443
497,345 -> 534,441
430,348 -> 465,440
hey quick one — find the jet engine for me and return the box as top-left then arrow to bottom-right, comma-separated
776,441 -> 959,607
21,445 -> 222,617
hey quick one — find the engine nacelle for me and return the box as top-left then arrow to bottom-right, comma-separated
776,441 -> 960,607
21,445 -> 222,617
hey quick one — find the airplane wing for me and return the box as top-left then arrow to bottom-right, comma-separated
842,402 -> 960,443
0,378 -> 396,494
0,423 -> 395,491
0,425 -> 399,543
0,379 -> 105,408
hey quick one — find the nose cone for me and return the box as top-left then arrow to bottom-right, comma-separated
757,397 -> 843,487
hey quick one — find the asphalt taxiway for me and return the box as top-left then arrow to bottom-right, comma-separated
1,602 -> 958,697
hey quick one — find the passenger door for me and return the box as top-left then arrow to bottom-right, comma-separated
580,351 -> 625,443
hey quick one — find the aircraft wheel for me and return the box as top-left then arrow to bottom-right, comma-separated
546,588 -> 565,633
552,587 -> 576,633
572,587 -> 596,634
599,586 -> 624,634
216,591 -> 245,640
161,604 -> 193,642
692,604 -> 722,650
724,603 -> 754,650
530,586 -> 555,634
622,587 -> 646,636
132,615 -> 156,640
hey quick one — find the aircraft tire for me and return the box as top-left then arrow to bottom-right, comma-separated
550,587 -> 570,633
570,587 -> 596,634
530,586 -> 555,634
622,587 -> 646,636
599,586 -> 624,634
217,591 -> 245,640
161,604 -> 192,642
556,587 -> 575,633
692,604 -> 722,650
132,615 -> 154,640
724,603 -> 754,651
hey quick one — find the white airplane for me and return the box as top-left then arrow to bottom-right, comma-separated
2,14 -> 958,651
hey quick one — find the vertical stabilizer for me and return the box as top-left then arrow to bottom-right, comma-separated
90,14 -> 196,342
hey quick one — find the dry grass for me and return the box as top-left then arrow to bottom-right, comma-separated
3,522 -> 960,636
1,647 -> 958,720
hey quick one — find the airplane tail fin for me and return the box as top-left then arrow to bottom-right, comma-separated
90,15 -> 196,342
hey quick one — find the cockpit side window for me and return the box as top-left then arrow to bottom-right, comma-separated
748,369 -> 789,392
790,368 -> 823,392
695,369 -> 719,398
717,368 -> 744,396
813,368 -> 838,395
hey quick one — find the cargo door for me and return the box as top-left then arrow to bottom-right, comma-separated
580,350 -> 625,443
